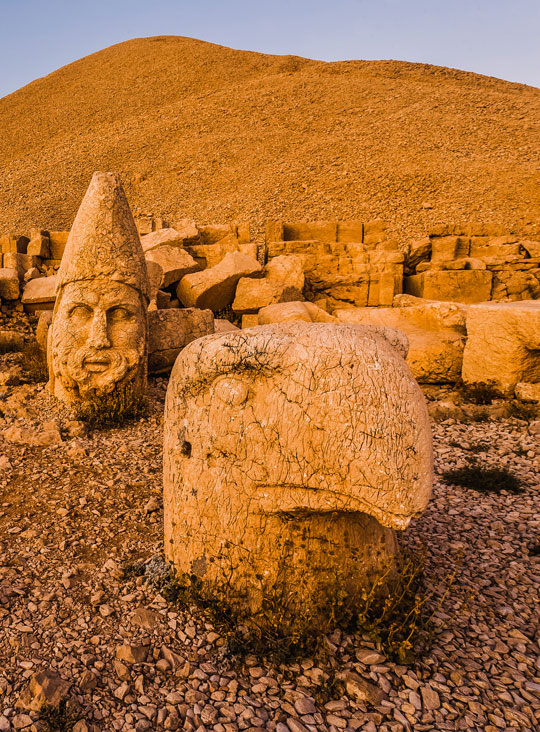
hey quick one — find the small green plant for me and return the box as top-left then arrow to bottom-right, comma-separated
461,381 -> 500,405
442,459 -> 523,494
40,700 -> 81,732
72,382 -> 146,428
20,341 -> 48,383
137,542 -> 458,667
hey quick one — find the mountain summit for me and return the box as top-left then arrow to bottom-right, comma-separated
1,35 -> 539,237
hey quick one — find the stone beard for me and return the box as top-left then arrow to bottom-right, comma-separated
50,279 -> 148,407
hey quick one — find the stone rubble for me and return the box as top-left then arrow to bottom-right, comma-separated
0,373 -> 538,732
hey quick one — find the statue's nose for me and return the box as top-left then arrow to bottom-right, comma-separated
88,309 -> 111,349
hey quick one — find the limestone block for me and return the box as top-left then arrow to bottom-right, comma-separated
164,323 -> 433,629
148,308 -> 214,374
0,268 -> 20,300
265,220 -> 284,243
214,319 -> 239,333
177,252 -> 262,311
241,314 -> 259,328
521,240 -> 540,258
36,310 -> 53,352
3,253 -> 40,282
265,254 -> 304,290
257,301 -> 336,325
24,267 -> 41,283
49,231 -> 70,260
0,234 -> 29,254
283,221 -> 337,242
232,278 -> 283,314
145,246 -> 201,288
404,270 -> 492,304
431,236 -> 470,262
22,275 -> 57,310
171,219 -> 199,243
337,220 -> 364,243
363,220 -> 387,246
515,382 -> 540,402
469,242 -> 523,260
236,223 -> 250,244
48,172 -> 150,417
406,237 -> 432,274
27,230 -> 51,258
141,228 -> 186,253
198,223 -> 237,245
462,301 -> 540,396
336,299 -> 467,384
232,275 -> 303,314
185,233 -> 241,268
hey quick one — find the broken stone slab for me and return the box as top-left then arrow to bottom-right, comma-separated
27,230 -> 51,258
0,234 -> 29,254
49,231 -> 70,259
177,251 -> 262,310
257,300 -> 336,325
462,300 -> 540,396
2,425 -> 63,447
141,227 -> 189,253
265,254 -> 305,290
214,319 -> 239,333
404,269 -> 492,303
145,246 -> 201,288
241,313 -> 259,328
0,268 -> 20,300
15,669 -> 71,712
3,253 -> 40,281
336,299 -> 467,384
232,277 -> 303,314
148,308 -> 214,374
21,274 -> 57,312
515,382 -> 540,402
186,237 -> 258,269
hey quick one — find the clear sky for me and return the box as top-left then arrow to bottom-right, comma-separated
1,0 -> 539,98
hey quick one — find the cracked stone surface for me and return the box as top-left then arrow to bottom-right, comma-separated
164,323 -> 433,620
48,172 -> 149,413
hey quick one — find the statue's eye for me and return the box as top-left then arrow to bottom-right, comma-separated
212,376 -> 249,406
109,306 -> 133,321
68,305 -> 92,320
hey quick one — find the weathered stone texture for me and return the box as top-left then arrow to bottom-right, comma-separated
462,301 -> 540,395
145,246 -> 201,288
265,219 -> 403,308
148,308 -> 214,374
48,172 -> 149,414
164,323 -> 433,627
177,251 -> 262,310
336,297 -> 467,383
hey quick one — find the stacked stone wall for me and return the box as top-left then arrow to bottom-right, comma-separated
405,223 -> 540,303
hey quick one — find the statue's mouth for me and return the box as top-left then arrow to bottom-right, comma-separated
83,356 -> 111,372
255,483 -> 368,515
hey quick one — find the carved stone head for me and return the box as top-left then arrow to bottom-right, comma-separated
164,323 -> 433,625
49,172 -> 149,414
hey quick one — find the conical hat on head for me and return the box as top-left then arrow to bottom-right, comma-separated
57,172 -> 150,300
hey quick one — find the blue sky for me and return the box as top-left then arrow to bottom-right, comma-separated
1,0 -> 539,98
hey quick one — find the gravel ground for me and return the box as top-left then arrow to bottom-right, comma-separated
0,378 -> 539,732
